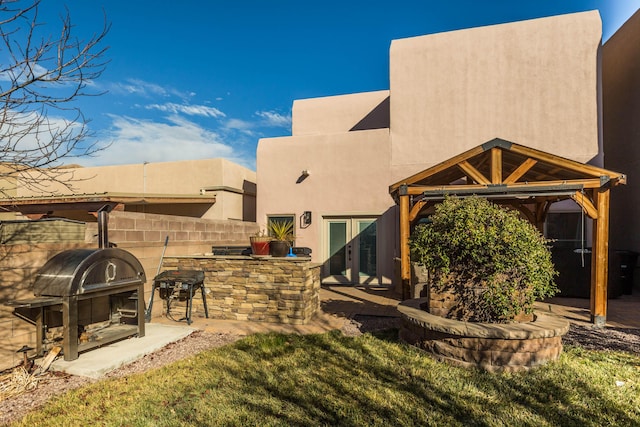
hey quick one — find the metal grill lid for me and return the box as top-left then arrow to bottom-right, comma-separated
33,248 -> 146,297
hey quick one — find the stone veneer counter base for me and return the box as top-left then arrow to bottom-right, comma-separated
398,298 -> 570,372
161,256 -> 321,325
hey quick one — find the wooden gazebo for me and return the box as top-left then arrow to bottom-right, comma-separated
389,138 -> 626,326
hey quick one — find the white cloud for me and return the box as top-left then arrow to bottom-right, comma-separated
224,118 -> 255,133
0,109 -> 86,157
145,102 -> 225,118
215,111 -> 291,137
79,115 -> 250,167
0,62 -> 49,83
255,110 -> 292,128
110,78 -> 192,99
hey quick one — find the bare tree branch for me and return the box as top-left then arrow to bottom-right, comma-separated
0,0 -> 110,197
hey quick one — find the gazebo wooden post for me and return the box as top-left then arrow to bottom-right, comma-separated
399,187 -> 411,300
590,187 -> 611,327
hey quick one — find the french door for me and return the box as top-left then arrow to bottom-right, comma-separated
323,217 -> 377,284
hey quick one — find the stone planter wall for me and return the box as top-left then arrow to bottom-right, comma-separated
162,256 -> 321,325
398,298 -> 570,372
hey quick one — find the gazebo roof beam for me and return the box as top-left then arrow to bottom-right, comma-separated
401,178 -> 606,196
491,148 -> 502,184
458,161 -> 491,185
419,186 -> 583,201
389,145 -> 485,193
503,158 -> 538,184
509,144 -> 626,183
571,190 -> 598,219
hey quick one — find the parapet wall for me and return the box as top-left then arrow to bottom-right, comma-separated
161,256 -> 321,325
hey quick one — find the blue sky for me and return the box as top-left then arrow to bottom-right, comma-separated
32,1 -> 640,170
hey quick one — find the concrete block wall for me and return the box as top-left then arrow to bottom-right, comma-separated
0,212 -> 258,371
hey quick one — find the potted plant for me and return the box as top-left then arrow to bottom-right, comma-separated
268,219 -> 294,257
249,229 -> 272,256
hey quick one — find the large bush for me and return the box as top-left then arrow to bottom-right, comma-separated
410,196 -> 558,323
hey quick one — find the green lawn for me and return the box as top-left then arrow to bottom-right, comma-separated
13,330 -> 640,426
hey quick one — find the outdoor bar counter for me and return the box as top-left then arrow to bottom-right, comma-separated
160,255 -> 321,325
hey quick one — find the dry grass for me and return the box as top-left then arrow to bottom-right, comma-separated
0,369 -> 39,402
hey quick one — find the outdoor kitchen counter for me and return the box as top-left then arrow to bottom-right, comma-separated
160,255 -> 321,325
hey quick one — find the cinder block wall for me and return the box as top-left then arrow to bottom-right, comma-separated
0,212 -> 258,370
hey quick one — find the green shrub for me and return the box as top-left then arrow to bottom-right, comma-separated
410,196 -> 558,322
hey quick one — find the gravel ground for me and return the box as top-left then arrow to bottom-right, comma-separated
0,317 -> 638,425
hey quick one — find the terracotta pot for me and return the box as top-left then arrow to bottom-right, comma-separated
269,240 -> 290,257
250,236 -> 271,256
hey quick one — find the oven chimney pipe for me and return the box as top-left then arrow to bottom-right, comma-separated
97,205 -> 113,249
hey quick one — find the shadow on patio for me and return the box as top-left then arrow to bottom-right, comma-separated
319,285 -> 401,319
536,294 -> 640,329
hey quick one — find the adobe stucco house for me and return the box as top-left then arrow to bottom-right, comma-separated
257,11 -> 608,288
0,158 -> 256,222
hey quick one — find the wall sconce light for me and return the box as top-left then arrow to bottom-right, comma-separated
300,211 -> 312,228
296,170 -> 310,184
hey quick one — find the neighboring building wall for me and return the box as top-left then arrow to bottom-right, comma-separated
0,165 -> 19,221
91,211 -> 259,304
13,158 -> 256,221
0,211 -> 258,371
389,11 -> 603,181
603,10 -> 640,260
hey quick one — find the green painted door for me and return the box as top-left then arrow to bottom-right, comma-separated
323,217 -> 378,284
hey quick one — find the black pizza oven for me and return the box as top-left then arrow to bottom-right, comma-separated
7,207 -> 146,361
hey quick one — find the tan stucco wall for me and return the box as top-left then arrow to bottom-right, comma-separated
257,129 -> 396,282
14,158 -> 256,221
603,9 -> 640,254
257,11 -> 605,287
292,90 -> 390,136
389,11 -> 603,181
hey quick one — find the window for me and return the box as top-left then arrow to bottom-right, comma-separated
267,215 -> 295,239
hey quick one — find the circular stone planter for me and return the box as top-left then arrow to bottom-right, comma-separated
398,298 -> 570,372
